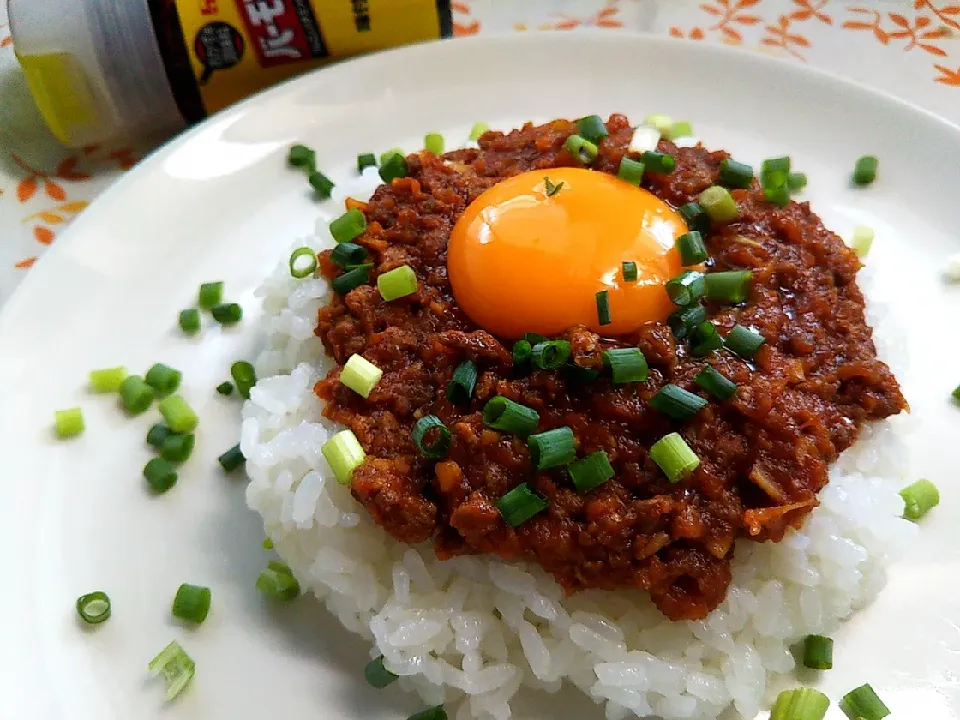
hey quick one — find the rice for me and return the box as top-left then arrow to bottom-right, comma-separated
242,175 -> 917,720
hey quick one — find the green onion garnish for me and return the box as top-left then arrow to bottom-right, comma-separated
770,687 -> 830,720
522,332 -> 547,346
332,266 -> 370,295
340,354 -> 382,399
216,381 -> 234,396
120,375 -> 154,414
531,340 -> 571,370
839,684 -> 890,720
676,231 -> 707,266
380,148 -> 402,166
424,132 -> 444,155
698,186 -> 739,224
668,304 -> 707,340
603,348 -> 648,384
218,443 -> 245,473
330,242 -> 368,268
287,144 -> 315,170
321,429 -> 364,484
563,363 -> 601,384
412,415 -> 451,459
649,432 -> 700,483
161,433 -> 195,464
665,270 -> 706,306
54,407 -> 84,438
309,171 -> 335,199
76,591 -> 111,625
330,208 -> 367,244
147,423 -> 171,449
761,169 -> 786,191
764,186 -> 790,207
528,427 -> 576,471
198,281 -> 224,310
629,125 -> 661,154
211,302 -> 243,325
447,360 -> 478,406
852,155 -> 878,186
378,265 -> 418,301
802,634 -> 833,670
365,656 -> 399,688
691,321 -> 723,356
172,583 -> 211,624
668,120 -> 693,139
620,261 -> 639,282
564,134 -> 598,165
289,247 -> 318,278
497,483 -> 549,527
379,152 -> 409,183
596,290 -> 611,326
179,308 -> 201,335
718,158 -> 754,189
900,478 -> 939,520
705,270 -> 752,303
617,157 -> 645,186
694,366 -> 737,400
483,396 -> 540,436
679,202 -> 710,234
787,172 -> 807,191
89,366 -> 128,393
158,395 -> 198,434
148,640 -> 196,701
725,324 -> 765,359
649,383 -> 708,421
357,153 -> 377,172
256,560 -> 300,600
642,150 -> 675,174
569,450 -> 615,493
262,537 -> 274,550
408,707 -> 447,720
643,113 -> 673,136
543,176 -> 564,197
761,156 -> 791,175
144,457 -> 178,494
851,225 -> 874,258
144,363 -> 182,398
577,115 -> 609,144
512,339 -> 532,366
469,122 -> 488,141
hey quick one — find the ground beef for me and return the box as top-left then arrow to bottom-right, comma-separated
313,114 -> 905,621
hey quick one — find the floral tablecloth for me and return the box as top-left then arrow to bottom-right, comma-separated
0,0 -> 957,304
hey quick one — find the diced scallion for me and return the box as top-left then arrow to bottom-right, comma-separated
770,687 -> 830,720
412,415 -> 451,459
668,120 -> 693,139
424,132 -> 445,155
642,150 -> 675,174
469,122 -> 489,141
287,144 -> 315,170
622,261 -> 638,282
787,172 -> 807,191
76,591 -> 111,625
357,153 -> 377,172
569,451 -> 615,493
725,324 -> 765,359
565,134 -> 599,165
330,242 -> 368,268
596,290 -> 611,326
179,309 -> 200,334
483,396 -> 540,436
496,483 -> 549,527
144,363 -> 182,398
643,114 -> 673,136
158,395 -> 198,434
408,707 -> 447,720
850,225 -> 874,258
365,656 -> 399,688
216,381 -> 234,396
528,427 -> 576,471
602,348 -> 648,384
649,384 -> 708,421
309,171 -> 335,199
676,231 -> 707,266
668,304 -> 707,340
379,152 -> 409,183
698,186 -> 739,224
692,321 -> 723,356
377,265 -> 418,301
679,202 -> 710,234
446,360 -> 478,406
649,432 -> 700,483
120,375 -> 154,415
232,361 -> 258,399
340,354 -> 382,399
144,457 -> 178,494
218,443 -> 245,473
332,266 -> 370,295
148,640 -> 196,701
666,271 -> 706,306
617,157 -> 645,186
718,158 -> 754,189
289,247 -> 318,278
161,433 -> 195,464
171,583 -> 212,624
802,634 -> 833,670
198,281 -> 224,310
211,303 -> 243,325
839,684 -> 890,720
577,115 -> 608,144
330,208 -> 367,244
852,155 -> 878,186
256,560 -> 300,600
628,125 -> 661,154
900,478 -> 939,520
694,366 -> 737,400
89,366 -> 128,393
531,340 -> 571,370
147,423 -> 171,449
54,408 -> 84,438
705,270 -> 752,304
321,429 -> 365,484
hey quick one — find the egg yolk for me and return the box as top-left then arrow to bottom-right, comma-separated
447,167 -> 688,339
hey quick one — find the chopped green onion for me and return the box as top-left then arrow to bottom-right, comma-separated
408,707 -> 447,720
262,537 -> 273,550
469,122 -> 489,141
694,366 -> 737,400
179,308 -> 201,334
288,144 -> 315,170
563,363 -> 601,384
840,684 -> 890,720
497,483 -> 549,527
365,656 -> 399,688
211,303 -> 243,325
718,158 -> 754,189
89,366 -> 128,393
679,201 -> 711,234
148,640 -> 195,701
379,152 -> 409,183
483,396 -> 540,436
218,443 -> 245,473
668,120 -> 693,139
144,457 -> 178,494
642,150 -> 675,174
289,247 -> 318,278
705,270 -> 752,303
761,169 -> 787,190
424,132 -> 444,155
900,478 -> 939,520
522,332 -> 547,346
378,265 -> 418,301
543,176 -> 564,196
761,156 -> 791,175
54,407 -> 84,438
531,340 -> 571,370
76,591 -> 111,625
357,152 -> 377,172
340,354 -> 382,399
787,171 -> 807,191
309,171 -> 335,199
158,395 -> 198,433
321,429 -> 365,484
802,634 -> 833,670
216,381 -> 234,396
725,324 -> 765,359
770,688 -> 830,720
332,266 -> 370,295
649,432 -> 700,483
698,186 -> 739,224
851,225 -> 874,258
692,321 -> 723,356
603,348 -> 649,384
161,433 -> 195,464
144,363 -> 182,397
447,360 -> 478,406
172,583 -> 211,624
622,261 -> 638,282
665,270 -> 706,306
120,375 -> 154,415
379,147 -> 403,166
147,423 -> 171,449
330,208 -> 367,244
528,427 -> 576,471
668,304 -> 707,340
649,384 -> 708,421
569,450 -> 615,493
412,415 -> 451,459
512,339 -> 532,366
617,157 -> 645,186
198,281 -> 224,310
852,155 -> 878,186
629,125 -> 661,154
676,231 -> 707,266
256,560 -> 300,600
643,114 -> 673,136
577,115 -> 609,143
596,290 -> 611,326
229,361 -> 255,400
764,186 -> 790,207
330,242 -> 368,268
565,134 -> 598,165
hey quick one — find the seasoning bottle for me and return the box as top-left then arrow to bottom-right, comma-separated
9,0 -> 453,148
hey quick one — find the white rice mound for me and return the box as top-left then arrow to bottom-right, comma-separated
243,227 -> 917,720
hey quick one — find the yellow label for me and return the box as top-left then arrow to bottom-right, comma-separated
17,52 -> 99,145
174,0 -> 452,114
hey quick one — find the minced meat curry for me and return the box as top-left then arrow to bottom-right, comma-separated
313,114 -> 905,621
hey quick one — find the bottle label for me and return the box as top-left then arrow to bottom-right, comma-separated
175,0 -> 451,113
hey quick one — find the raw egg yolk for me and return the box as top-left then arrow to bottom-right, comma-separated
447,167 -> 688,339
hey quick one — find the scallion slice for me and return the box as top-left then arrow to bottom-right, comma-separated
852,155 -> 878,186
340,354 -> 382,399
668,304 -> 707,340
628,125 -> 661,153
649,384 -> 708,421
144,363 -> 182,398
839,684 -> 890,720
287,144 -> 315,170
289,247 -> 318,278
332,266 -> 370,295
764,186 -> 790,208
365,656 -> 399,688
512,339 -> 532,366
161,433 -> 195,464
256,560 -> 300,600
218,443 -> 245,473
469,122 -> 489,141
148,640 -> 196,701
643,114 -> 673,136
198,281 -> 224,310
705,270 -> 752,303
497,483 -> 549,527
309,171 -> 334,199
787,172 -> 807,191
603,347 -> 648,384
528,427 -> 576,471
158,395 -> 198,434
622,261 -> 638,282
147,423 -> 171,449
725,324 -> 765,359
379,152 -> 409,183
483,396 -> 540,436
761,168 -> 787,190
679,202 -> 711,234
692,321 -> 723,356
802,634 -> 833,670
642,150 -> 675,174
424,132 -> 444,155
694,366 -> 737,400
446,360 -> 477,406
851,225 -> 874,258
377,265 -> 418,301
531,340 -> 571,370
665,270 -> 706,306
321,429 -> 365,484
761,156 -> 791,175
649,432 -> 700,483
211,302 -> 243,325
408,707 -> 448,720
231,360 -> 256,399
900,478 -> 939,520
718,158 -> 754,189
577,115 -> 609,144
563,363 -> 601,384
770,688 -> 830,720
676,230 -> 707,266
330,242 -> 368,268
120,375 -> 154,415
668,120 -> 693,139
569,450 -> 615,493
543,176 -> 564,197
617,157 -> 645,186
357,153 -> 377,172
144,457 -> 178,494
565,134 -> 599,165
54,407 -> 84,438
172,583 -> 211,624
698,186 -> 739,224
330,208 -> 367,244
76,591 -> 111,625
412,415 -> 451,459
596,290 -> 611,326
179,309 -> 201,335
89,366 -> 128,393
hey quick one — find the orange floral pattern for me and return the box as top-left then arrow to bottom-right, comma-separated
670,0 -> 763,45
515,0 -> 624,31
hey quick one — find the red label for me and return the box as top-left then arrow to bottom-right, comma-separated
233,0 -> 328,68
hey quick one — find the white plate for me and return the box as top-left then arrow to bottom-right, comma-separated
1,33 -> 959,720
